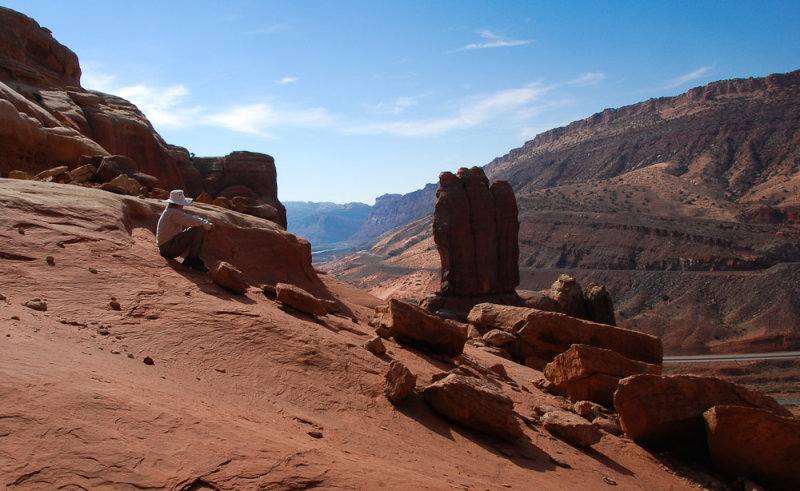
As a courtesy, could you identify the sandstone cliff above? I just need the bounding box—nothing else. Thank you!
[0,7,286,228]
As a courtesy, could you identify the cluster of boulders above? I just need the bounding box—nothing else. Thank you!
[369,296,799,488]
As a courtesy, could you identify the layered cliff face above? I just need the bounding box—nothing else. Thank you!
[0,7,285,228]
[325,69,800,355]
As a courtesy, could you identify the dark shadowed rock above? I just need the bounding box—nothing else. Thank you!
[209,261,249,295]
[384,360,416,404]
[371,299,467,357]
[614,374,793,448]
[548,275,588,320]
[704,405,800,488]
[276,282,327,317]
[540,409,603,447]
[423,373,522,441]
[544,344,661,405]
[583,282,616,326]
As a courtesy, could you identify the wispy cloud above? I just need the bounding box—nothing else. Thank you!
[666,65,714,88]
[568,72,605,86]
[203,102,334,138]
[370,93,430,115]
[81,66,201,127]
[452,29,533,52]
[349,83,547,136]
[276,77,297,85]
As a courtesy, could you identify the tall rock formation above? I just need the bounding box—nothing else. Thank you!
[433,167,519,296]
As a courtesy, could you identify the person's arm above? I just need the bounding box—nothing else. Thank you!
[174,209,213,230]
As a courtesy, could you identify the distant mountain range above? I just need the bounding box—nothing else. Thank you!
[324,69,800,355]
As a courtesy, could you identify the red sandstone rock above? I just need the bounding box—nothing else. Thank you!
[614,374,793,447]
[548,274,588,320]
[543,344,661,405]
[540,409,603,447]
[371,299,467,357]
[704,405,800,488]
[209,261,249,295]
[384,360,416,404]
[516,309,663,367]
[276,282,327,317]
[422,373,523,441]
[467,303,531,334]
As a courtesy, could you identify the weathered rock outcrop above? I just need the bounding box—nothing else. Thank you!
[540,409,603,447]
[704,405,800,488]
[433,167,519,296]
[422,373,523,441]
[614,374,793,447]
[371,299,467,357]
[543,344,661,405]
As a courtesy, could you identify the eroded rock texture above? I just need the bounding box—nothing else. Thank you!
[433,167,519,297]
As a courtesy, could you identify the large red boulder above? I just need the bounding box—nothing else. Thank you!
[543,344,661,405]
[614,374,793,447]
[422,373,523,442]
[371,299,467,357]
[704,405,800,488]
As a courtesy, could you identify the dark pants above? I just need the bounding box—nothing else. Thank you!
[158,226,206,259]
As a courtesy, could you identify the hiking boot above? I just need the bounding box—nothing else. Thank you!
[182,256,208,272]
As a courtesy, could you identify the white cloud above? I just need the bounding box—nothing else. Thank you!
[569,72,606,86]
[370,93,429,115]
[276,77,297,85]
[452,29,533,52]
[80,65,201,128]
[348,83,547,136]
[667,65,714,88]
[203,102,334,137]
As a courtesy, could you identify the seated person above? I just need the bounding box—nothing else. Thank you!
[156,189,214,272]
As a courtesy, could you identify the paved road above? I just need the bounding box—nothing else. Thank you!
[663,351,800,363]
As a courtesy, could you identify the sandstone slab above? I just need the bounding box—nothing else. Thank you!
[544,344,661,405]
[704,405,800,488]
[422,373,522,441]
[540,409,603,447]
[614,374,793,447]
[276,282,327,317]
[372,299,467,357]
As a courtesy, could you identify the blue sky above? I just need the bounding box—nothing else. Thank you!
[4,1,800,204]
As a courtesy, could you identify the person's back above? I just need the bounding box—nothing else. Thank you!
[156,190,214,272]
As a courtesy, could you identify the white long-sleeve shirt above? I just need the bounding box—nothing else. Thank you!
[156,206,212,246]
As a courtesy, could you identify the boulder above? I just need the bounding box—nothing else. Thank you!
[276,282,327,317]
[364,336,386,356]
[540,409,603,447]
[482,329,516,347]
[372,299,467,357]
[384,360,416,404]
[704,405,800,488]
[67,163,96,183]
[548,274,588,320]
[209,261,249,295]
[516,309,663,368]
[584,282,616,326]
[543,344,661,405]
[422,373,522,442]
[614,374,793,447]
[100,174,142,196]
[467,303,531,334]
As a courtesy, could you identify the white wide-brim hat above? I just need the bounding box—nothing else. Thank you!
[165,189,193,206]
